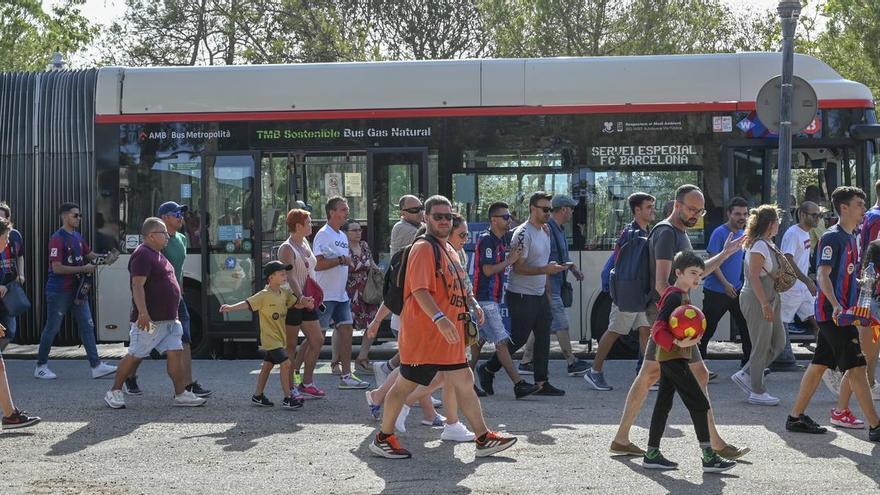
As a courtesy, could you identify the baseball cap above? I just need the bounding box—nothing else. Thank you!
[551,195,578,209]
[263,260,293,279]
[295,200,313,212]
[157,201,189,217]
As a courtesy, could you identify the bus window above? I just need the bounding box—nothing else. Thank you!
[732,148,765,208]
[260,153,292,263]
[298,152,367,222]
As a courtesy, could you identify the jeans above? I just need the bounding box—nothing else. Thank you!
[0,308,17,342]
[178,299,191,344]
[37,291,100,367]
[700,288,752,367]
[486,291,552,382]
[648,358,711,449]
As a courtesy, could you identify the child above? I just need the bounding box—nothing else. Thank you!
[221,261,313,410]
[643,251,735,473]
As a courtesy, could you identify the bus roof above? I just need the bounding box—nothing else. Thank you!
[95,52,874,122]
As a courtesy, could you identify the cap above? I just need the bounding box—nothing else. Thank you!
[263,260,293,279]
[158,201,189,217]
[295,200,313,212]
[551,195,578,209]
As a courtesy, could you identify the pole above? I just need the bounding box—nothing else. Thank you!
[777,0,801,236]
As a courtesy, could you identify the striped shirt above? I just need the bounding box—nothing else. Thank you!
[815,224,860,322]
[472,230,511,303]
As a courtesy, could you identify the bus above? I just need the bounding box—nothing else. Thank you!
[2,52,878,356]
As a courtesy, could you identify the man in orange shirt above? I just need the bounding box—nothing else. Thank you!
[369,195,517,459]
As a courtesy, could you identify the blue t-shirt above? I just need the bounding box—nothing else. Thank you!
[703,223,745,293]
[548,217,570,295]
[815,224,860,322]
[472,230,511,303]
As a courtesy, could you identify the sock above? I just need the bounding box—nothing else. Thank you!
[377,431,392,441]
[701,446,714,462]
[477,432,488,443]
[645,447,660,458]
[591,368,600,374]
[342,373,351,380]
[788,415,800,422]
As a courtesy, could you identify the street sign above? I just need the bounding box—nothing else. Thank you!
[756,75,818,134]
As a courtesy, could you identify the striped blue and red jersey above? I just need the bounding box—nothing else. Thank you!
[815,224,860,323]
[860,205,880,253]
[45,229,91,294]
[472,230,512,303]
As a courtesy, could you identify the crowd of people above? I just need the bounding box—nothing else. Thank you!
[3,181,880,471]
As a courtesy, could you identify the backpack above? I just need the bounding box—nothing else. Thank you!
[609,223,665,312]
[383,234,443,315]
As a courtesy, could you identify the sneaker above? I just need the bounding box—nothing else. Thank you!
[747,392,780,406]
[517,362,534,375]
[831,408,865,429]
[395,404,411,433]
[370,433,412,459]
[282,396,304,410]
[731,370,752,396]
[355,360,374,375]
[174,390,207,407]
[567,359,590,377]
[299,384,326,399]
[713,444,750,460]
[822,369,843,396]
[421,414,446,427]
[251,394,274,407]
[365,390,382,420]
[475,431,517,457]
[702,453,736,473]
[477,363,495,396]
[339,374,370,389]
[104,389,126,409]
[474,384,487,397]
[642,450,678,470]
[413,396,443,409]
[1,410,41,430]
[870,425,880,442]
[708,371,719,382]
[786,414,827,434]
[91,362,118,379]
[514,380,541,399]
[441,421,476,442]
[535,382,565,396]
[648,383,659,392]
[123,376,143,396]
[186,381,212,398]
[584,369,613,391]
[34,365,57,380]
[373,361,391,387]
[609,441,646,456]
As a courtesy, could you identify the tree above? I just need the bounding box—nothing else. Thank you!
[815,0,880,98]
[0,0,95,71]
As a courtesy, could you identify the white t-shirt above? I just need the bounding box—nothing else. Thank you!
[781,225,811,292]
[743,239,775,289]
[312,224,350,302]
[506,222,551,296]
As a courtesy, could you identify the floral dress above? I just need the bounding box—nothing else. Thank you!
[346,240,379,330]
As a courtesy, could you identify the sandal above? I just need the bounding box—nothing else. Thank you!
[330,361,342,375]
[355,359,374,375]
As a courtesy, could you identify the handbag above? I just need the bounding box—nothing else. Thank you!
[761,240,797,293]
[550,222,574,307]
[303,276,324,309]
[1,281,31,317]
[363,266,385,305]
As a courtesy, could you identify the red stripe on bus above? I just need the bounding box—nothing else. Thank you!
[94,99,874,124]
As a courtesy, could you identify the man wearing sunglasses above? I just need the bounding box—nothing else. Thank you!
[390,195,425,257]
[35,203,118,380]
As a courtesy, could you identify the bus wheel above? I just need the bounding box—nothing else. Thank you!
[184,285,215,359]
[589,292,641,360]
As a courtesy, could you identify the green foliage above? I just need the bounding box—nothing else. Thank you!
[815,0,880,99]
[0,0,95,71]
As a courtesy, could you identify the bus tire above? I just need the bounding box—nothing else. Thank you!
[184,284,215,359]
[589,292,640,360]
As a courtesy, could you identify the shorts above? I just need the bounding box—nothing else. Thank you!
[400,362,469,386]
[318,300,353,329]
[178,299,192,344]
[549,294,569,333]
[390,314,401,338]
[608,303,650,335]
[128,320,184,359]
[780,286,814,323]
[285,307,320,326]
[477,301,510,344]
[813,321,866,372]
[262,347,289,365]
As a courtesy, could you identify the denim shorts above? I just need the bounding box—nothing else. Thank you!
[178,299,191,344]
[549,293,569,333]
[319,300,353,329]
[477,301,510,344]
[128,320,184,359]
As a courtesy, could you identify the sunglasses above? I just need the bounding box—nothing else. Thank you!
[457,231,470,240]
[431,213,453,222]
[491,214,511,221]
[169,211,184,219]
[402,206,424,214]
[532,206,552,213]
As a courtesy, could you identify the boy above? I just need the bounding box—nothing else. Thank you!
[221,261,313,410]
[643,251,736,473]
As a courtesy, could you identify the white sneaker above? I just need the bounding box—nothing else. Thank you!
[822,369,843,396]
[412,395,443,409]
[441,421,476,442]
[373,362,391,388]
[395,404,411,433]
[173,390,207,407]
[104,389,126,409]
[34,365,57,380]
[747,392,780,406]
[339,373,370,389]
[872,382,880,401]
[731,370,753,396]
[91,362,118,379]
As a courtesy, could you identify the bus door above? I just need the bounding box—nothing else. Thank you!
[201,152,260,335]
[367,148,428,265]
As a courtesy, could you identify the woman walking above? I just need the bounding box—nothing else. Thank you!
[342,220,380,374]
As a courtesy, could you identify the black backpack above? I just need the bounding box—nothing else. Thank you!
[383,234,444,315]
[609,223,671,312]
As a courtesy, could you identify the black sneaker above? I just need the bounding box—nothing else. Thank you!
[1,410,41,430]
[474,384,487,397]
[566,359,590,377]
[251,394,274,407]
[870,425,880,442]
[282,396,304,410]
[786,414,827,434]
[477,363,495,396]
[514,380,541,399]
[187,381,213,398]
[702,453,736,473]
[535,382,565,396]
[123,375,142,396]
[642,451,678,470]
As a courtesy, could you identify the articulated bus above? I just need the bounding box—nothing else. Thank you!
[3,52,879,356]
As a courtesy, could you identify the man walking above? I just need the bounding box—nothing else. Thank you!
[479,192,568,397]
[390,195,424,256]
[35,203,117,380]
[104,217,206,409]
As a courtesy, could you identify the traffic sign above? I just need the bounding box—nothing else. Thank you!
[756,75,818,134]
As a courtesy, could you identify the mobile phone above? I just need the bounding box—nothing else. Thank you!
[563,262,575,267]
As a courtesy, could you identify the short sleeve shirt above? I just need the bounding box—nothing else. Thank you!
[472,230,510,303]
[399,240,467,365]
[312,224,350,302]
[861,206,880,253]
[247,287,298,350]
[128,244,181,322]
[648,220,692,300]
[781,225,812,292]
[506,222,551,296]
[815,224,859,322]
[703,224,745,293]
[162,232,187,286]
[742,240,775,290]
[390,220,420,255]
[0,229,23,285]
[46,229,92,294]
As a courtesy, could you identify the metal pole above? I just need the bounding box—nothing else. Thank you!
[777,0,801,236]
